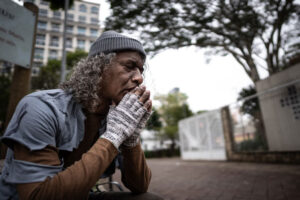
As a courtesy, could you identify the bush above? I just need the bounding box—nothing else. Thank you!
[236,136,268,152]
[144,148,180,158]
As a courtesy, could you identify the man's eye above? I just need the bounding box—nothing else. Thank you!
[125,65,133,69]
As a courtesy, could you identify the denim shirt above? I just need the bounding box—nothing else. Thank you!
[0,89,93,199]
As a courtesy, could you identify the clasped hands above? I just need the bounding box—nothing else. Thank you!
[101,86,152,149]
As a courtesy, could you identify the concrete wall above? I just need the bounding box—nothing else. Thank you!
[256,64,300,151]
[221,107,300,164]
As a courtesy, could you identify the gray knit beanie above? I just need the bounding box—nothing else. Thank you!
[89,31,146,59]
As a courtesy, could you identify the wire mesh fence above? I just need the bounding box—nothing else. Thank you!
[178,109,226,160]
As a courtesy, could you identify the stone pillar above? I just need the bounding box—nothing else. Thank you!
[221,106,235,160]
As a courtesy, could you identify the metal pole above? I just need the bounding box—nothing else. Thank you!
[109,176,113,191]
[60,0,69,83]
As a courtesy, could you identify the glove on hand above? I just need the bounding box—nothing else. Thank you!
[122,111,152,147]
[101,93,147,149]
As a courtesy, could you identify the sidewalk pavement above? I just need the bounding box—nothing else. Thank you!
[1,158,299,200]
[113,158,300,200]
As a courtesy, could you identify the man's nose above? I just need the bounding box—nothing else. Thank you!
[132,70,143,85]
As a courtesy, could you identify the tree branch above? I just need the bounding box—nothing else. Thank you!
[223,46,253,80]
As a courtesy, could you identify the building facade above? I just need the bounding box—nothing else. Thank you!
[32,0,101,74]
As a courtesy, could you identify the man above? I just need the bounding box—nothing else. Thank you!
[0,31,163,200]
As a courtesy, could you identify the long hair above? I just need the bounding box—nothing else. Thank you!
[60,53,116,113]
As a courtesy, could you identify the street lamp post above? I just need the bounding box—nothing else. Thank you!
[60,0,69,83]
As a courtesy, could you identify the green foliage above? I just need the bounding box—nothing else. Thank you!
[146,108,162,131]
[237,85,268,151]
[31,59,61,90]
[144,148,180,158]
[67,49,88,70]
[235,135,268,152]
[0,75,11,133]
[31,50,88,90]
[156,92,193,126]
[196,110,207,114]
[238,85,259,118]
[44,0,74,10]
[106,0,300,82]
[155,91,193,148]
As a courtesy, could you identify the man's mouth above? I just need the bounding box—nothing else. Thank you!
[123,87,136,93]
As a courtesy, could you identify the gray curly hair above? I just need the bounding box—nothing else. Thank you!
[60,53,116,113]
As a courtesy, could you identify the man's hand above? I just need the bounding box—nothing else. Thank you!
[122,86,152,148]
[100,91,148,149]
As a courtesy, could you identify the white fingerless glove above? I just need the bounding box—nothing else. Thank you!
[101,93,147,149]
[122,111,152,147]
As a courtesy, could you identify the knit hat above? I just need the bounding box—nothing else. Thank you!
[89,31,146,59]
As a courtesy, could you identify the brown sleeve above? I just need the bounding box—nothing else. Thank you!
[14,138,118,200]
[120,144,152,193]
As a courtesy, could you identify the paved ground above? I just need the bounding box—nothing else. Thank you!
[112,158,300,200]
[1,158,300,200]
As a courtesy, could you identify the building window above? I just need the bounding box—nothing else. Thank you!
[66,25,73,33]
[66,38,72,48]
[77,39,85,49]
[91,6,99,14]
[78,16,86,23]
[91,18,99,24]
[37,21,47,30]
[33,62,43,68]
[90,28,98,37]
[49,50,58,60]
[39,9,48,16]
[34,48,44,60]
[36,34,45,45]
[77,27,86,35]
[79,4,87,12]
[52,23,60,32]
[67,14,74,21]
[40,1,49,6]
[53,11,61,19]
[50,36,59,47]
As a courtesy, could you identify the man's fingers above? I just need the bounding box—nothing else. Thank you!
[144,99,152,112]
[139,90,150,104]
[133,85,146,97]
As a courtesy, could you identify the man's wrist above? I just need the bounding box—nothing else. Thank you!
[122,137,140,148]
[100,131,124,149]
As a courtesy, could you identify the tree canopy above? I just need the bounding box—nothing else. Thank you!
[146,108,162,131]
[238,85,259,118]
[105,0,300,83]
[155,91,193,149]
[31,49,88,90]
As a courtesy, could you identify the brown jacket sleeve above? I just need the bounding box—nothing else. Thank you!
[120,144,152,193]
[14,138,118,200]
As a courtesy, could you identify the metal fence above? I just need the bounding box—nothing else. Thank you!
[179,65,300,160]
[179,109,226,160]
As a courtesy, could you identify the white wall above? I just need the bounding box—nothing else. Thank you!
[256,64,300,151]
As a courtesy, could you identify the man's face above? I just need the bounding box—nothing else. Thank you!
[101,51,144,104]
